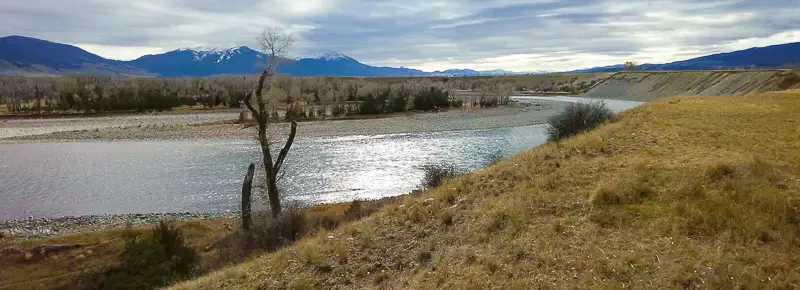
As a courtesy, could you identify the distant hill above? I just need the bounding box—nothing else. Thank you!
[0,35,151,76]
[3,35,797,77]
[0,36,528,77]
[127,49,527,77]
[572,42,800,73]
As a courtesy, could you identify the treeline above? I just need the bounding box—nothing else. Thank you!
[0,76,248,113]
[0,75,521,116]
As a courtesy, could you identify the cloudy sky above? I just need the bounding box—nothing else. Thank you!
[1,0,799,72]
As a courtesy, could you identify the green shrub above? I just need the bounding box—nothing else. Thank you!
[387,93,408,113]
[96,221,197,290]
[358,93,383,115]
[412,87,450,111]
[421,164,462,189]
[546,101,613,142]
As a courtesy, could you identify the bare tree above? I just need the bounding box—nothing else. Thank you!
[244,27,296,217]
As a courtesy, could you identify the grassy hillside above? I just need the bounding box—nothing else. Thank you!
[0,219,235,290]
[0,201,387,290]
[173,90,800,289]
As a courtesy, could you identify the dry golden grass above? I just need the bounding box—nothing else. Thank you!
[0,200,390,290]
[0,219,235,290]
[173,90,800,289]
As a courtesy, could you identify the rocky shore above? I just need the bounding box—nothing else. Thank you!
[0,109,240,139]
[0,212,238,240]
[1,101,567,142]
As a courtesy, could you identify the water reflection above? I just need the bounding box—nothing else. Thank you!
[0,96,646,220]
[0,125,548,220]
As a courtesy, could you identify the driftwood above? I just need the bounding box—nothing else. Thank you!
[0,243,97,261]
[31,243,94,255]
[241,163,256,231]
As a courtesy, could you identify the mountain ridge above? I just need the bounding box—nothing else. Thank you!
[571,42,800,73]
[0,35,152,76]
[0,35,527,77]
[1,35,798,77]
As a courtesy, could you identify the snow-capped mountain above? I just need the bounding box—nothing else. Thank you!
[0,36,534,77]
[3,36,800,77]
[130,46,426,77]
[311,51,355,61]
[176,46,250,63]
[128,46,266,77]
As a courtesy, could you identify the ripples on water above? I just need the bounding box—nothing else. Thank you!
[0,96,643,220]
[0,126,548,220]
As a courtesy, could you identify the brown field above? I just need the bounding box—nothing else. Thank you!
[168,90,800,289]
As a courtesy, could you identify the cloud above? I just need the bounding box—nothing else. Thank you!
[1,0,798,70]
[72,44,168,61]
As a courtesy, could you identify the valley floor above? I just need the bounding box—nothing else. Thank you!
[169,90,800,289]
[3,90,799,289]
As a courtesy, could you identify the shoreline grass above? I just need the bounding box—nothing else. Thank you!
[0,199,395,290]
[171,90,800,289]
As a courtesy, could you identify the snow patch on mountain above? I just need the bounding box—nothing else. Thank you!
[215,46,248,63]
[312,51,353,61]
[174,46,251,63]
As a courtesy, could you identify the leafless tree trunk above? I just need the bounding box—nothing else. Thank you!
[243,27,296,217]
[241,163,255,230]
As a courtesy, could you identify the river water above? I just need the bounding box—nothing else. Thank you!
[0,96,642,220]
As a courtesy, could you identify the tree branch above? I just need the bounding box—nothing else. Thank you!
[244,91,258,119]
[273,120,297,173]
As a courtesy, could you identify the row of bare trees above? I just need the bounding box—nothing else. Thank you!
[0,75,517,115]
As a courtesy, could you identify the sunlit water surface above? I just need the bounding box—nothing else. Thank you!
[0,96,642,220]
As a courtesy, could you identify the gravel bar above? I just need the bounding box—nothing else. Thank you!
[1,101,567,143]
[0,212,238,240]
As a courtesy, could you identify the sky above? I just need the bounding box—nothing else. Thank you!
[1,0,799,72]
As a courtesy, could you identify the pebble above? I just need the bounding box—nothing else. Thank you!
[0,212,238,240]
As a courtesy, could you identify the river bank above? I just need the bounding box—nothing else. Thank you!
[174,90,800,289]
[0,98,569,237]
[1,100,567,143]
[0,212,238,240]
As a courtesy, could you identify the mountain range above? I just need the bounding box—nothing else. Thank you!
[0,36,525,77]
[1,35,798,77]
[571,42,800,73]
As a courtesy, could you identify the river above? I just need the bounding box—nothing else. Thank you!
[0,96,642,220]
